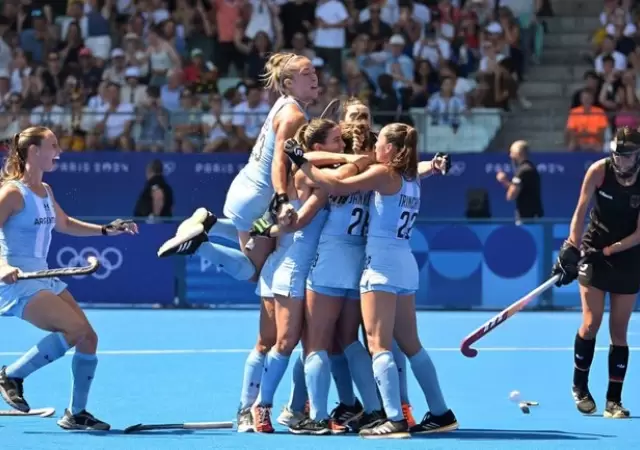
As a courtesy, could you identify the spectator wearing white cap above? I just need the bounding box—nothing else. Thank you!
[123,32,149,78]
[120,67,148,107]
[102,48,128,86]
[314,0,350,80]
[384,34,414,91]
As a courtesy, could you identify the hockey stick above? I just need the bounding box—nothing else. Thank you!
[0,407,55,417]
[123,421,234,434]
[17,257,99,280]
[460,275,560,358]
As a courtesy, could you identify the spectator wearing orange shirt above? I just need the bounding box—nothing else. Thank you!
[566,89,609,152]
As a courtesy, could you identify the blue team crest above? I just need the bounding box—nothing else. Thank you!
[631,195,640,209]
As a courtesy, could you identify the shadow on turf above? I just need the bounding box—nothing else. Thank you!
[23,429,234,437]
[412,429,615,441]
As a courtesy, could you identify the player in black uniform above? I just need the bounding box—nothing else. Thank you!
[552,126,640,419]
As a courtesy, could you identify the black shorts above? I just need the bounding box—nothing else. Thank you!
[578,259,640,295]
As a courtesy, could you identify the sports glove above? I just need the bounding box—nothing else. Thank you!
[551,241,581,286]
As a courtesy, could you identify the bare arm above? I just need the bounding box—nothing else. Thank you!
[272,107,307,198]
[299,162,396,196]
[271,190,328,236]
[568,161,604,248]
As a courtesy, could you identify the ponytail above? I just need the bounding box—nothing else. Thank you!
[385,124,419,180]
[1,127,50,182]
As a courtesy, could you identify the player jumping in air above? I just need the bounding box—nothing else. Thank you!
[0,127,138,430]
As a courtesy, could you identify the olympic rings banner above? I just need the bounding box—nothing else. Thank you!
[46,223,176,305]
[42,221,588,310]
[41,152,604,220]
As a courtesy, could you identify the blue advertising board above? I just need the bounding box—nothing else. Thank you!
[46,223,176,305]
[42,152,603,220]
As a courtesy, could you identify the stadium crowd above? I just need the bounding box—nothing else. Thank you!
[0,0,548,153]
[567,0,640,152]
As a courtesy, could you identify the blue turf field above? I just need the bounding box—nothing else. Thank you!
[0,310,637,450]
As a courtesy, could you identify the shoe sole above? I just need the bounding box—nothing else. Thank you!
[289,428,333,436]
[0,386,29,413]
[177,208,209,234]
[603,411,630,419]
[157,224,205,257]
[236,424,255,432]
[411,422,460,435]
[57,419,111,431]
[360,431,411,439]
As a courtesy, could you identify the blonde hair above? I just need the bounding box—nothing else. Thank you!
[341,121,374,155]
[294,119,338,152]
[1,127,51,182]
[261,52,308,95]
[383,123,418,180]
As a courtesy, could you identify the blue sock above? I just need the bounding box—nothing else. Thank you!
[70,352,98,414]
[196,242,255,281]
[239,349,266,409]
[288,352,308,412]
[305,351,331,420]
[6,332,69,379]
[409,348,448,415]
[344,341,381,413]
[255,350,290,406]
[372,351,403,421]
[208,218,238,244]
[330,353,356,406]
[392,340,409,404]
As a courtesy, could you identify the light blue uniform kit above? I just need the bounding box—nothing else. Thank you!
[360,177,421,296]
[223,96,307,232]
[307,191,372,300]
[0,181,66,318]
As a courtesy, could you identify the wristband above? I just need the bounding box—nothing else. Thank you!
[275,193,289,206]
[101,225,108,236]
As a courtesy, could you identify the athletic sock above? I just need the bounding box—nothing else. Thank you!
[344,341,381,413]
[305,351,331,420]
[6,332,70,379]
[239,349,265,409]
[287,352,308,412]
[207,218,238,243]
[606,345,629,402]
[69,352,98,414]
[196,242,255,281]
[330,353,356,406]
[372,351,402,421]
[573,333,596,390]
[409,348,448,415]
[255,350,290,406]
[392,340,409,404]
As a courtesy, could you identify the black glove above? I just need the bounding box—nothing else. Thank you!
[434,152,451,175]
[284,139,308,167]
[101,219,134,235]
[551,241,581,286]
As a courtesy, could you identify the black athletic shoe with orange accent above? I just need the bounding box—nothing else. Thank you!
[330,398,364,428]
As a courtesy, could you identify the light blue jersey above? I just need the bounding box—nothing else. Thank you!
[0,181,67,317]
[271,198,329,299]
[223,96,308,232]
[307,192,372,299]
[361,177,421,295]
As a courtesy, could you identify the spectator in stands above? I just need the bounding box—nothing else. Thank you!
[202,92,234,153]
[413,27,452,70]
[595,35,627,74]
[77,47,102,99]
[289,31,315,60]
[314,0,349,80]
[356,2,393,52]
[160,69,184,112]
[184,48,218,96]
[172,88,204,153]
[571,70,602,108]
[440,62,476,101]
[235,30,280,81]
[371,73,400,126]
[566,89,609,152]
[232,83,269,152]
[121,67,147,107]
[614,69,640,129]
[136,86,169,153]
[598,57,621,119]
[122,33,148,78]
[40,50,69,102]
[29,88,63,134]
[9,49,32,95]
[0,93,27,141]
[20,9,53,64]
[385,34,414,96]
[213,0,247,76]
[60,90,92,152]
[427,76,465,129]
[58,20,84,70]
[102,48,128,86]
[144,26,181,87]
[90,81,135,151]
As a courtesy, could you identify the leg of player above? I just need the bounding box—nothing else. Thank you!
[358,290,408,438]
[572,285,605,415]
[0,291,109,430]
[338,298,384,430]
[290,291,347,435]
[251,294,304,433]
[157,209,274,283]
[604,293,634,418]
[237,298,276,432]
[328,336,363,426]
[277,345,309,427]
[393,294,458,434]
[392,340,416,427]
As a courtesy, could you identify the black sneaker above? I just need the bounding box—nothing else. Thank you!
[351,409,386,432]
[359,418,410,439]
[0,366,29,412]
[330,398,364,427]
[410,410,458,434]
[604,400,630,419]
[572,386,597,415]
[289,418,347,435]
[57,409,110,431]
[157,208,214,257]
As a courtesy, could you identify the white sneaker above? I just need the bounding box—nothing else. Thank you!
[277,406,307,427]
[157,209,211,257]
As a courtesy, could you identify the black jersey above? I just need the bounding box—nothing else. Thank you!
[582,159,640,264]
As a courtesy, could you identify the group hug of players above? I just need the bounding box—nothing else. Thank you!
[0,52,636,435]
